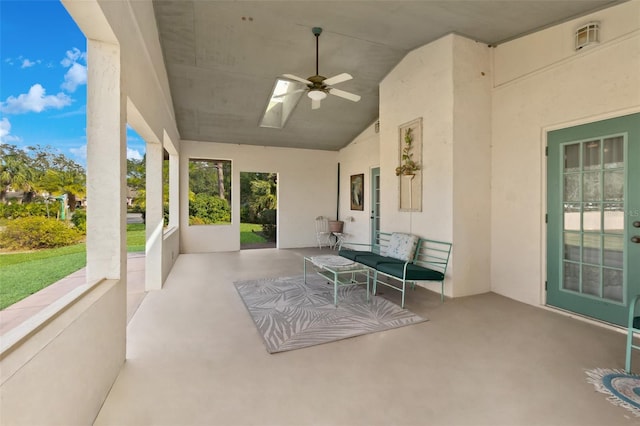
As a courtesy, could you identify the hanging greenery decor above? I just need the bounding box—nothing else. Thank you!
[395,127,421,176]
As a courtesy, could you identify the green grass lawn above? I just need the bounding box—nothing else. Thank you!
[240,223,267,244]
[0,224,146,310]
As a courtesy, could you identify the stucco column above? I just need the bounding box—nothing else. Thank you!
[86,39,127,284]
[145,142,163,290]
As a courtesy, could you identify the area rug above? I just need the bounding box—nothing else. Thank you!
[234,274,427,354]
[586,368,640,417]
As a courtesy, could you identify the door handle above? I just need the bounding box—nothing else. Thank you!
[632,236,640,244]
[634,221,640,228]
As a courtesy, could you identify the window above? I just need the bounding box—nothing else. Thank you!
[188,159,232,225]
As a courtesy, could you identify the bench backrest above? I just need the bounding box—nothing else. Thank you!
[413,238,452,278]
[373,231,452,277]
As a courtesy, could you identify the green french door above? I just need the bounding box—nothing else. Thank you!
[547,113,640,326]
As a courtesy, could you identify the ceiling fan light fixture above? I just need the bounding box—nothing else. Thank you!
[307,90,327,101]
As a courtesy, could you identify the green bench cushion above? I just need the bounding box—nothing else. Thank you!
[338,249,375,261]
[376,262,445,281]
[354,254,405,269]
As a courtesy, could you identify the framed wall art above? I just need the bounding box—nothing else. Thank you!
[350,173,364,211]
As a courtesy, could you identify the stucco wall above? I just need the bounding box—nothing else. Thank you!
[337,122,380,240]
[380,36,455,240]
[378,34,492,297]
[491,1,640,306]
[451,36,492,296]
[180,141,338,252]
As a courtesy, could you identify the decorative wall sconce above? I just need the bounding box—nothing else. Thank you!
[575,22,600,51]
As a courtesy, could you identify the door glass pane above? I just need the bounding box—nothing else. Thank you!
[604,170,623,201]
[604,136,624,169]
[582,203,601,232]
[582,233,601,265]
[564,143,580,171]
[604,203,624,233]
[583,140,600,170]
[603,235,623,268]
[603,268,623,302]
[563,262,580,291]
[563,203,580,230]
[557,133,627,309]
[582,265,601,296]
[564,175,580,202]
[583,172,601,201]
[564,232,580,261]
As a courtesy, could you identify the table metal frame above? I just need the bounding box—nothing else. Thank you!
[304,256,370,306]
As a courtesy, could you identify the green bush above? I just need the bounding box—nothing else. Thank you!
[188,193,231,225]
[0,200,62,219]
[0,217,82,250]
[70,209,87,233]
[258,208,277,241]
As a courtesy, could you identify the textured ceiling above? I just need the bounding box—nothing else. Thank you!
[153,0,621,151]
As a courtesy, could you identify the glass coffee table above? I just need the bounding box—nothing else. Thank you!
[304,255,370,306]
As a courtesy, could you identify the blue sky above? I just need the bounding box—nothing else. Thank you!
[0,0,145,166]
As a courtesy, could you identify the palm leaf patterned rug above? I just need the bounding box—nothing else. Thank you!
[234,274,427,353]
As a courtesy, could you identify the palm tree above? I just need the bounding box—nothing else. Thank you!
[0,146,35,203]
[38,168,86,212]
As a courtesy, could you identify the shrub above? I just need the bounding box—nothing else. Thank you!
[188,193,231,225]
[258,208,277,241]
[0,217,82,250]
[70,209,87,233]
[0,200,62,219]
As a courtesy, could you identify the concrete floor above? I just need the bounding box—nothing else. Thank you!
[94,247,639,426]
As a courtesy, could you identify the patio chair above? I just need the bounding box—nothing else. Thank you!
[625,294,640,373]
[315,216,332,249]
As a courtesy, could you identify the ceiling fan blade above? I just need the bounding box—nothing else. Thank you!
[283,74,312,85]
[323,73,353,86]
[328,88,361,102]
[311,99,321,110]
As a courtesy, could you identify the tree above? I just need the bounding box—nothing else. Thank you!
[188,160,231,202]
[38,168,86,212]
[240,172,277,223]
[0,145,35,203]
[0,144,86,211]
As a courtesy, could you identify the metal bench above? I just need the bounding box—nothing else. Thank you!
[625,294,640,373]
[339,232,452,308]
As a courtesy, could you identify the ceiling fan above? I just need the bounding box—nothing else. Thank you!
[282,27,361,110]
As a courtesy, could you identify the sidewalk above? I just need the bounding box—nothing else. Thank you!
[0,253,146,336]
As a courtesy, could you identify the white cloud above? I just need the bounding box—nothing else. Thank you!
[70,144,87,161]
[61,48,86,67]
[127,148,143,161]
[21,58,40,68]
[1,84,72,114]
[0,117,10,138]
[62,62,87,92]
[0,117,21,143]
[60,48,88,93]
